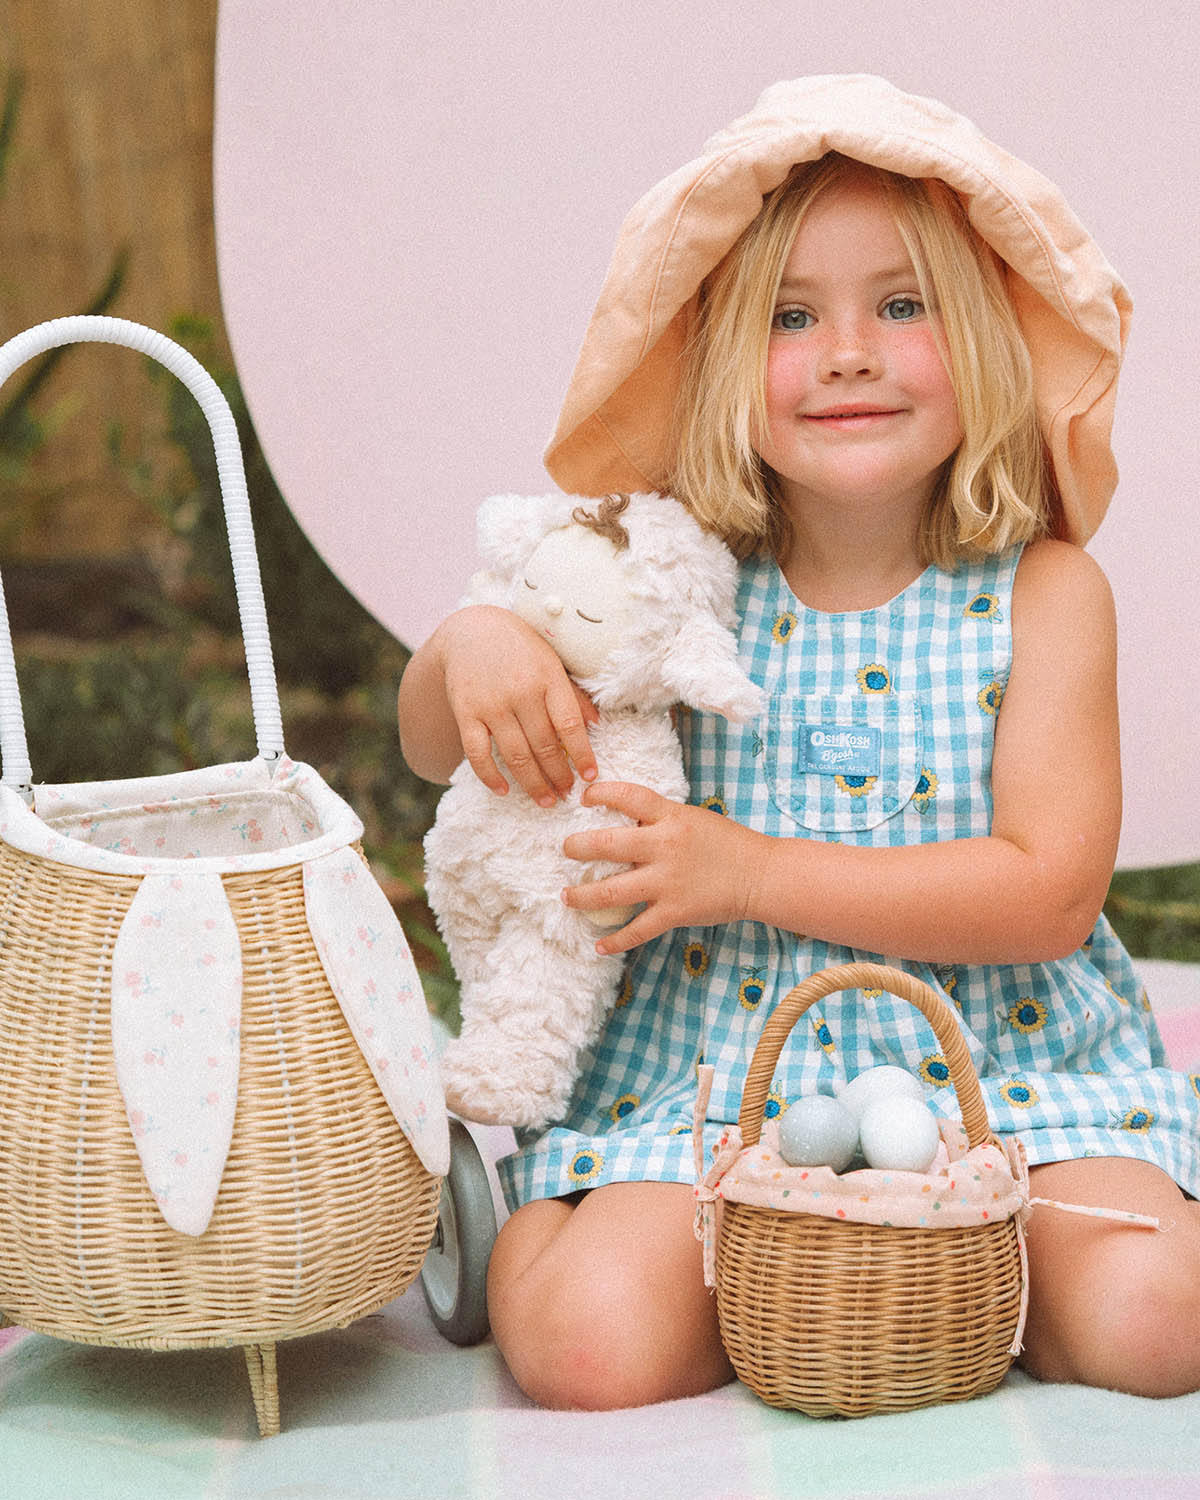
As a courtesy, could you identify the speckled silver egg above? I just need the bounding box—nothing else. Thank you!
[858,1096,941,1172]
[836,1064,926,1122]
[778,1095,859,1172]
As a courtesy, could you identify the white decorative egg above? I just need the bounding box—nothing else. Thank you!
[858,1096,941,1172]
[836,1064,926,1123]
[778,1095,859,1172]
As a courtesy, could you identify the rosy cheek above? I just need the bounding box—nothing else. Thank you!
[906,329,954,396]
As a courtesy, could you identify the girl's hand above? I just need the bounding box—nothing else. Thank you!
[561,782,762,954]
[439,606,598,804]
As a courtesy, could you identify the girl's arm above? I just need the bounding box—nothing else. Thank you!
[563,540,1121,965]
[397,605,598,802]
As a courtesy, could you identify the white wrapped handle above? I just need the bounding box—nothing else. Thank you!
[0,317,285,792]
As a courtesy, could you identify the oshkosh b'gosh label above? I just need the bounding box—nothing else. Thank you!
[801,724,882,777]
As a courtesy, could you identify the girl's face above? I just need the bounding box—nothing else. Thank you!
[755,174,963,528]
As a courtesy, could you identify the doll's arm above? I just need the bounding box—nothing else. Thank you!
[564,540,1121,965]
[397,605,598,801]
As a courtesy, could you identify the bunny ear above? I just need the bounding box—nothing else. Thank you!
[111,872,243,1237]
[303,847,450,1177]
[660,617,765,723]
[474,492,579,577]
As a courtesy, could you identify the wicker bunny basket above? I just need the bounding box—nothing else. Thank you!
[0,319,446,1436]
[705,962,1025,1418]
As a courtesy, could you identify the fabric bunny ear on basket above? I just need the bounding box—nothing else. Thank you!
[86,810,451,1238]
[105,838,450,1237]
[0,317,449,1240]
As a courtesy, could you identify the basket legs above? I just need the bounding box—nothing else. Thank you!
[242,1343,280,1437]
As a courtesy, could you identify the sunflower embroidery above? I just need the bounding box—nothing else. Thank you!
[609,1093,641,1124]
[683,942,709,979]
[977,680,1005,716]
[860,985,883,1000]
[772,611,797,644]
[912,768,939,812]
[700,794,728,816]
[1190,1074,1200,1101]
[1008,997,1049,1034]
[668,1122,692,1136]
[615,967,633,1008]
[764,1090,788,1121]
[1120,1107,1155,1133]
[920,1054,952,1088]
[964,592,1001,621]
[1104,977,1130,1007]
[1000,1078,1039,1109]
[811,1014,837,1055]
[738,970,767,1012]
[567,1148,604,1186]
[856,663,892,694]
[835,773,876,798]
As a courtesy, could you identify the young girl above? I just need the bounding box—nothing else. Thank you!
[397,75,1200,1409]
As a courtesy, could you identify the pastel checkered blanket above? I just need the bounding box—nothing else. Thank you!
[1,959,1196,1500]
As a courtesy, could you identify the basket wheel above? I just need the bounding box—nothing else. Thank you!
[242,1343,280,1438]
[420,1118,498,1346]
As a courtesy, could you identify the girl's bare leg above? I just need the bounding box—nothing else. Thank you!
[487,1180,734,1410]
[1021,1156,1200,1397]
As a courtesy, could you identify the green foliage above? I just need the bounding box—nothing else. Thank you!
[1105,864,1200,962]
[13,640,219,783]
[123,316,389,696]
[0,64,127,524]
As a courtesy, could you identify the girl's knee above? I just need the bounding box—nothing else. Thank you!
[1023,1226,1200,1397]
[491,1290,684,1411]
[485,1185,732,1410]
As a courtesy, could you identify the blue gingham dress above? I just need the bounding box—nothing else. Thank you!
[498,547,1200,1208]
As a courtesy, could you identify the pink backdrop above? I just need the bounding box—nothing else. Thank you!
[213,1,1199,867]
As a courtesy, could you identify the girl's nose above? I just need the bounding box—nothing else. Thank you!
[820,321,880,381]
[544,594,565,617]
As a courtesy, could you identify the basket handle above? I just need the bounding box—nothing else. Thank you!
[0,316,285,794]
[737,961,993,1151]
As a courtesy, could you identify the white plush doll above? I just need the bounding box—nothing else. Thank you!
[426,491,763,1130]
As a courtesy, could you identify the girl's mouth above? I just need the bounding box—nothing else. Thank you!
[804,407,902,428]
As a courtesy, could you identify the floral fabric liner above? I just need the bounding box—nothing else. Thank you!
[2,756,450,1236]
[0,755,362,875]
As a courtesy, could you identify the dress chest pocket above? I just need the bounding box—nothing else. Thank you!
[766,691,924,833]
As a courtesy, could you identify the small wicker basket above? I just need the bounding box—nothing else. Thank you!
[0,318,444,1436]
[714,961,1024,1418]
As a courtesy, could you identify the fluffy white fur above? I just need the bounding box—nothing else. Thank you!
[426,492,763,1130]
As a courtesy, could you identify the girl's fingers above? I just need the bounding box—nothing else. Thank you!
[490,712,570,805]
[563,866,642,911]
[545,681,598,786]
[459,717,509,795]
[592,907,667,956]
[563,823,638,865]
[579,781,664,822]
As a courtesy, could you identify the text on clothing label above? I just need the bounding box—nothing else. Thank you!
[801,725,882,777]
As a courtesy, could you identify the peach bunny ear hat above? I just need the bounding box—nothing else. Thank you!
[544,73,1131,546]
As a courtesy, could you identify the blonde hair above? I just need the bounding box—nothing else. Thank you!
[669,154,1053,567]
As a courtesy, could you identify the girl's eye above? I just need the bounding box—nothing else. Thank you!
[522,578,537,589]
[771,307,812,332]
[883,297,923,322]
[576,611,603,624]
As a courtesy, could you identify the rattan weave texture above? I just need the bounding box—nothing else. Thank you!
[0,845,439,1354]
[714,962,1024,1417]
